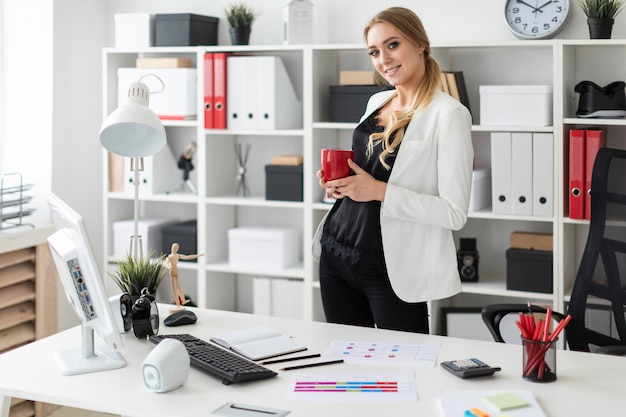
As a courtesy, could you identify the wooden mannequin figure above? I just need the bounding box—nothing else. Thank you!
[164,242,204,313]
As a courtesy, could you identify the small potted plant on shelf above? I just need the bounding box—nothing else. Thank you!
[578,0,625,39]
[225,1,257,45]
[109,251,168,300]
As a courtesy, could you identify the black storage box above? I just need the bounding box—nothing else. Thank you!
[155,14,218,46]
[506,248,553,293]
[329,85,389,122]
[265,165,303,202]
[161,220,198,261]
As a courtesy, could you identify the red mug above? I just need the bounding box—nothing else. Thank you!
[321,149,354,182]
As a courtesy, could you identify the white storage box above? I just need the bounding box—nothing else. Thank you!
[115,13,154,48]
[117,68,197,119]
[228,227,300,269]
[253,277,304,319]
[480,85,552,126]
[113,218,176,259]
[468,168,492,212]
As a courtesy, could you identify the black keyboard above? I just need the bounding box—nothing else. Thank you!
[149,333,277,385]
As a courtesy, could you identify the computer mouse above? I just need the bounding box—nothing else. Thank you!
[164,310,197,327]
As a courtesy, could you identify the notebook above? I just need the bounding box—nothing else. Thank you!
[210,326,307,361]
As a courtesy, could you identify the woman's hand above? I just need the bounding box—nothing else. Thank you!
[321,159,386,202]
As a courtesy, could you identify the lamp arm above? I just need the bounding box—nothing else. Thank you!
[130,157,143,259]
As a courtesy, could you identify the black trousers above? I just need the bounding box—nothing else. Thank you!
[319,249,429,334]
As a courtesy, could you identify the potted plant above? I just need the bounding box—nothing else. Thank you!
[225,2,257,45]
[578,0,625,38]
[109,251,168,299]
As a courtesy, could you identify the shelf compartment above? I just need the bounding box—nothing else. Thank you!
[206,260,305,279]
[206,195,304,208]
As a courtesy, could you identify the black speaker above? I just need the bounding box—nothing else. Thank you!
[457,238,479,282]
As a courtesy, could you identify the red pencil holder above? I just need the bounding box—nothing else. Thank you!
[522,336,557,382]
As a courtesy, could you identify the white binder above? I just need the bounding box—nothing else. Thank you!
[253,277,303,319]
[532,133,554,217]
[227,56,302,130]
[490,132,512,214]
[252,277,272,316]
[511,132,533,216]
[123,145,179,195]
[226,56,255,130]
[271,278,303,319]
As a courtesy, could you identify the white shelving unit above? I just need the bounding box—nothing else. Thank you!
[102,40,626,327]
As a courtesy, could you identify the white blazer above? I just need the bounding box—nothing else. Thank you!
[314,89,474,303]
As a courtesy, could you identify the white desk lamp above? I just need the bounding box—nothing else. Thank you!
[99,80,166,259]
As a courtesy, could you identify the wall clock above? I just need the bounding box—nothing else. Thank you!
[504,0,570,39]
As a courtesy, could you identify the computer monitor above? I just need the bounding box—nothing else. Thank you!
[47,193,126,375]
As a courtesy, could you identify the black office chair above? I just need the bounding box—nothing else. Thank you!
[481,303,567,343]
[482,147,626,354]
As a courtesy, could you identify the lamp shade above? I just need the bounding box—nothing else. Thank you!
[99,81,166,158]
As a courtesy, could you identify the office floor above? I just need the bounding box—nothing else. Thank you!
[47,407,118,417]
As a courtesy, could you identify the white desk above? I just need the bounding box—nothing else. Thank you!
[1,306,625,417]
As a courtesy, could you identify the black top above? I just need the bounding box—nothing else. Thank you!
[321,109,400,267]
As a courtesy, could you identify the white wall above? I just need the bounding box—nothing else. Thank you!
[104,0,621,44]
[51,0,107,330]
[0,0,52,189]
[2,0,622,330]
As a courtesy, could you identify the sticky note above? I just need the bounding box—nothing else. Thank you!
[470,408,489,417]
[482,392,529,411]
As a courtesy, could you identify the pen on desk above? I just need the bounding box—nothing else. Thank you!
[280,359,344,371]
[229,404,278,415]
[261,353,321,365]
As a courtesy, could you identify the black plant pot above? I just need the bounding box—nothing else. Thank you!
[587,18,614,39]
[229,27,251,45]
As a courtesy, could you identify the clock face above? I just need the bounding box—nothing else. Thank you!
[505,0,570,39]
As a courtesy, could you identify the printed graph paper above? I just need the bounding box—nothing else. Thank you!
[285,372,417,402]
[322,340,440,367]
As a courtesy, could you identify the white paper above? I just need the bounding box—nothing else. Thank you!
[438,389,547,417]
[321,339,440,367]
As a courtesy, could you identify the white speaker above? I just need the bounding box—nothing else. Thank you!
[109,292,132,333]
[141,338,189,393]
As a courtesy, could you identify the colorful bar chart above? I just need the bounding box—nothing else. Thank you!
[286,373,416,402]
[294,380,399,393]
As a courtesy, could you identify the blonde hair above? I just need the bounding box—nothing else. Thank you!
[363,7,442,169]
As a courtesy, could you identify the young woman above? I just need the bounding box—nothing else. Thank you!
[314,7,474,333]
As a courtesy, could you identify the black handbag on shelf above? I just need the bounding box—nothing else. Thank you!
[575,80,626,118]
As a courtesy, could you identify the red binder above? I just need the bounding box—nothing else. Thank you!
[569,128,586,220]
[213,52,230,129]
[584,128,606,220]
[203,53,214,129]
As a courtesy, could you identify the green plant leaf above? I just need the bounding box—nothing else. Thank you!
[225,2,256,28]
[578,0,625,18]
[109,251,167,296]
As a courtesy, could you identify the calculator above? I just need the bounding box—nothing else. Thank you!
[440,358,501,379]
